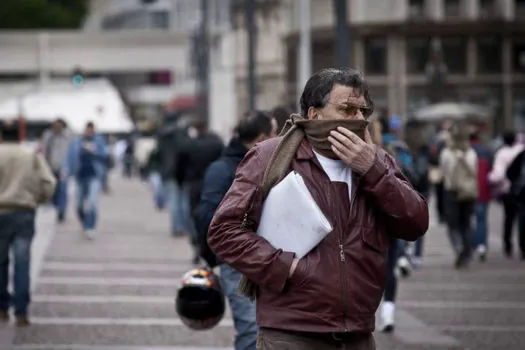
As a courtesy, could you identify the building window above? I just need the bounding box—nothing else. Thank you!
[408,0,425,20]
[407,37,430,74]
[149,71,172,85]
[513,40,525,73]
[517,0,525,19]
[442,37,467,74]
[444,0,462,18]
[477,36,502,73]
[364,37,387,75]
[151,11,169,29]
[479,0,499,18]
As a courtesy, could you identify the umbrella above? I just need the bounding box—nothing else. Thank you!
[413,102,492,122]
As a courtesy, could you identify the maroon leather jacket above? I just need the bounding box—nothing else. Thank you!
[208,138,428,334]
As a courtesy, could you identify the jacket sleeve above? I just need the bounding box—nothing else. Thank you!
[197,161,231,236]
[94,136,109,160]
[34,153,57,204]
[208,147,295,294]
[39,130,50,155]
[194,161,231,267]
[62,138,76,177]
[361,149,429,241]
[489,149,506,184]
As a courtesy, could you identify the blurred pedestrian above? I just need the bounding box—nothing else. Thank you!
[156,113,193,237]
[470,132,493,261]
[404,120,431,267]
[489,131,524,258]
[208,68,428,349]
[39,118,72,223]
[177,118,224,265]
[429,121,452,224]
[271,106,292,135]
[194,111,276,350]
[146,146,166,210]
[440,122,478,268]
[502,139,525,260]
[63,122,109,239]
[0,122,56,326]
[123,136,135,178]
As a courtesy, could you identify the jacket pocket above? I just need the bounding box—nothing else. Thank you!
[288,257,309,288]
[361,228,387,254]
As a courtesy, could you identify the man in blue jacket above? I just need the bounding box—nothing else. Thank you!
[194,111,276,350]
[63,122,109,239]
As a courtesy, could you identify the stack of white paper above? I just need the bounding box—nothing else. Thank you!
[257,171,333,259]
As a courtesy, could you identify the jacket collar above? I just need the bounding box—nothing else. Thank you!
[296,139,315,160]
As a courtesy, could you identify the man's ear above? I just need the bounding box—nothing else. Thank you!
[307,107,318,120]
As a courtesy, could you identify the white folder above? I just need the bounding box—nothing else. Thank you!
[257,171,333,259]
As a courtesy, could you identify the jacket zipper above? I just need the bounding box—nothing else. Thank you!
[340,179,359,332]
[240,187,259,229]
[326,185,348,333]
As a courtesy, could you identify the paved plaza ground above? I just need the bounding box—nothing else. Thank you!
[1,177,524,350]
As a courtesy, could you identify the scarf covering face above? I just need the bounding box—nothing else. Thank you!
[238,114,369,300]
[293,117,369,159]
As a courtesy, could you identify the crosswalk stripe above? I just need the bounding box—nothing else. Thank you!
[42,262,190,272]
[12,345,232,350]
[32,295,174,303]
[29,317,234,327]
[399,300,525,309]
[37,276,180,286]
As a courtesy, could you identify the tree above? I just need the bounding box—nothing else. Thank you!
[0,0,88,29]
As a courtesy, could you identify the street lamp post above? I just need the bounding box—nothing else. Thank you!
[246,0,257,112]
[194,0,210,124]
[297,0,312,107]
[334,0,350,67]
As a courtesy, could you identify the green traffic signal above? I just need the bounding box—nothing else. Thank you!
[72,74,84,86]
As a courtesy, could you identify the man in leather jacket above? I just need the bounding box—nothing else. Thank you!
[208,68,429,350]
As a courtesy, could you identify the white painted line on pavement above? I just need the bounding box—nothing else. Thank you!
[31,207,57,289]
[403,282,525,290]
[37,276,180,286]
[389,309,459,346]
[436,325,525,332]
[12,345,232,350]
[399,300,525,309]
[42,261,190,272]
[30,317,234,327]
[33,295,173,303]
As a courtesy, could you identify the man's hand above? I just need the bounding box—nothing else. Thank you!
[328,126,377,175]
[288,258,299,279]
[83,143,95,152]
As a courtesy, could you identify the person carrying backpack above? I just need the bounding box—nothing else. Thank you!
[439,122,478,268]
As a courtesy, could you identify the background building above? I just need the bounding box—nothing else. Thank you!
[282,0,525,132]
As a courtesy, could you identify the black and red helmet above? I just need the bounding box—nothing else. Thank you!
[175,268,225,330]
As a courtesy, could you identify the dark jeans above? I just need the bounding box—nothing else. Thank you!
[474,203,489,248]
[414,237,424,258]
[502,195,525,255]
[187,180,204,248]
[220,264,258,350]
[76,177,101,231]
[52,171,68,217]
[0,211,35,315]
[384,238,399,302]
[435,182,446,223]
[257,328,375,350]
[445,192,475,260]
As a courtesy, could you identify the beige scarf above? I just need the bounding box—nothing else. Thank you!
[238,114,369,299]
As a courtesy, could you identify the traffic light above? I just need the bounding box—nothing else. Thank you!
[71,67,85,86]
